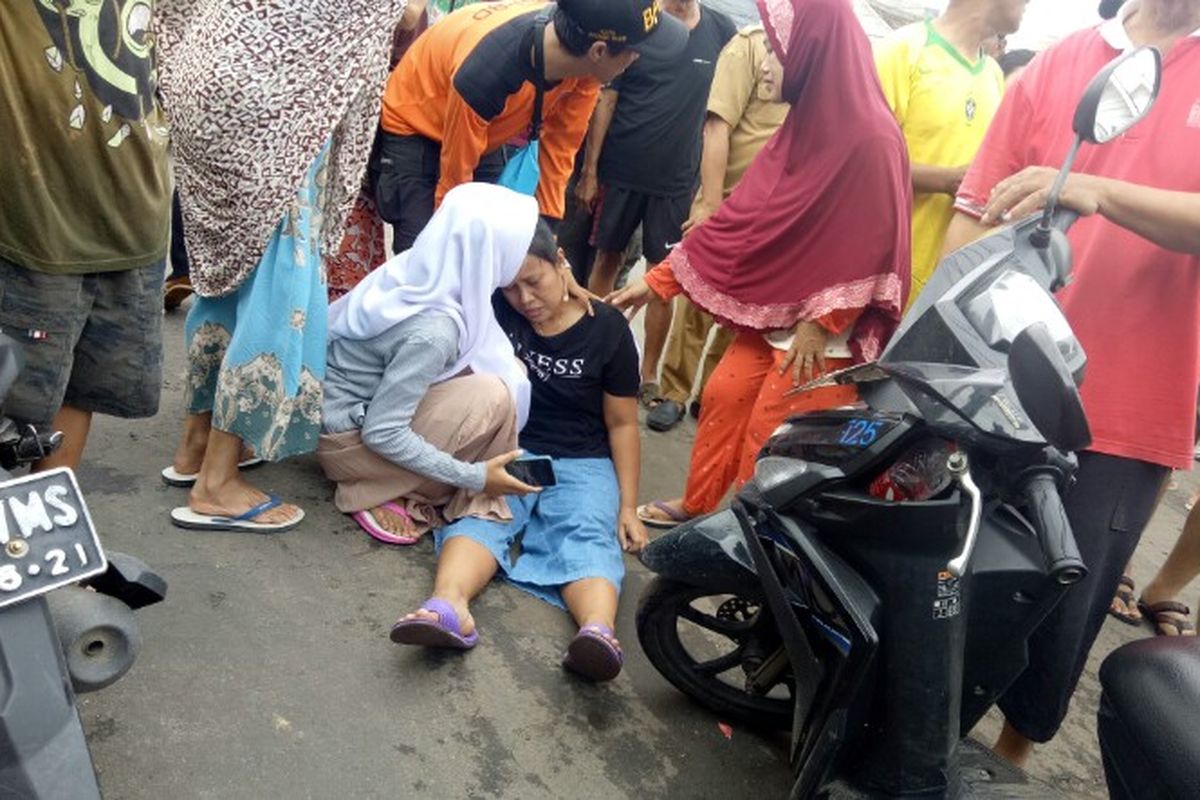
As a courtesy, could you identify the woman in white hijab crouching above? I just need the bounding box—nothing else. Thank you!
[318,183,541,544]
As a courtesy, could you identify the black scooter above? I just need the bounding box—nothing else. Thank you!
[0,333,167,799]
[635,47,1164,798]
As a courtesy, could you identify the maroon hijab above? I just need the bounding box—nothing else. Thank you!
[668,0,911,360]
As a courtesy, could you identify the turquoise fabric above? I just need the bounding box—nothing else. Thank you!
[496,141,540,197]
[183,142,331,461]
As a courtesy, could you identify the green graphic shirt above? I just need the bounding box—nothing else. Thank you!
[0,0,170,274]
[427,0,489,25]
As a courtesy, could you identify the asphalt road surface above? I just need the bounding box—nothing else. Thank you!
[73,309,1199,799]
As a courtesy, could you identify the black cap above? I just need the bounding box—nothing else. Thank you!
[558,0,689,60]
[1098,0,1125,20]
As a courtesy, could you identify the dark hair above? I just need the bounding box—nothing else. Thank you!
[552,8,627,58]
[998,49,1036,77]
[527,217,558,264]
[1098,0,1126,20]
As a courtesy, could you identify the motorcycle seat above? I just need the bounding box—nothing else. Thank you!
[1098,636,1200,800]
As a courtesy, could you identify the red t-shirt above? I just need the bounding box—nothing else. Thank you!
[956,19,1200,469]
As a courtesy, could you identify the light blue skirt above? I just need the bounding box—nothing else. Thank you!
[184,143,330,461]
[436,455,626,609]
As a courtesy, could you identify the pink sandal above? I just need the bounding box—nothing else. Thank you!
[351,501,419,545]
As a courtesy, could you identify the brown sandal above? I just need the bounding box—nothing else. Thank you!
[1108,576,1141,625]
[637,381,663,409]
[1137,599,1197,637]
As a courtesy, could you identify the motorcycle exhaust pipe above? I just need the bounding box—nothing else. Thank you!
[47,586,142,694]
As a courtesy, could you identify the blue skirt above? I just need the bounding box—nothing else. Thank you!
[184,142,330,461]
[436,455,626,609]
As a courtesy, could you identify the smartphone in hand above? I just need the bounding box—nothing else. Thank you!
[505,455,557,487]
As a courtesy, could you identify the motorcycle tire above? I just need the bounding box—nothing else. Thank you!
[636,577,793,731]
[47,586,142,694]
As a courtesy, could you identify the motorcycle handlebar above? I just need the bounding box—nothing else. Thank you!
[1022,472,1087,585]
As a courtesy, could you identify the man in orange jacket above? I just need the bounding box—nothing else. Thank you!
[376,0,687,253]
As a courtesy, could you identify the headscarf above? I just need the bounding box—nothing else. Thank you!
[667,0,912,361]
[155,1,405,297]
[328,183,536,428]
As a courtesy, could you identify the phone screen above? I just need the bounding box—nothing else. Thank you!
[505,456,557,487]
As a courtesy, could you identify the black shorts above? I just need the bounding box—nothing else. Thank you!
[372,131,506,254]
[997,451,1169,742]
[592,184,691,265]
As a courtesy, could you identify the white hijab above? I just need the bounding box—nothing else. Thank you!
[328,183,536,429]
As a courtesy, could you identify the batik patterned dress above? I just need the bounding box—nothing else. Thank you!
[184,144,331,460]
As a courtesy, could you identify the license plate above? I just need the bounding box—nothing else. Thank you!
[0,467,106,609]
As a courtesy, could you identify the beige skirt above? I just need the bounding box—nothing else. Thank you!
[317,374,517,535]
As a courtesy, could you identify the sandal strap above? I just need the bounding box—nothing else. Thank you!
[223,494,282,522]
[379,501,413,521]
[1141,600,1193,617]
[420,597,465,635]
[652,500,689,522]
[579,623,615,641]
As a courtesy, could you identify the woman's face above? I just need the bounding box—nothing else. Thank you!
[502,254,564,325]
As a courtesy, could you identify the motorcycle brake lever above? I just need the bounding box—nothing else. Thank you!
[946,453,983,578]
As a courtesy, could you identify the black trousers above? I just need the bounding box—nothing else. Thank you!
[372,131,506,254]
[997,450,1169,742]
[168,190,190,280]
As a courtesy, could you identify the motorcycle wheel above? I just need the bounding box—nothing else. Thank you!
[636,577,793,730]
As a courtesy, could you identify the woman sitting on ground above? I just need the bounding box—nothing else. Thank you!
[318,183,547,544]
[390,224,648,683]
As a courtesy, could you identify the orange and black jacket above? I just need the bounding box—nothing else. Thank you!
[381,0,600,219]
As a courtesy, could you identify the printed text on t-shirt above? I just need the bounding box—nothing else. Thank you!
[511,341,585,381]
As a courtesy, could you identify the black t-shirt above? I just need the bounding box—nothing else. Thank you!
[598,6,737,196]
[453,9,556,126]
[494,297,640,459]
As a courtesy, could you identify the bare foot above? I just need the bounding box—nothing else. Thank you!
[173,432,256,476]
[189,475,300,525]
[993,722,1034,767]
[1109,576,1141,623]
[1138,589,1197,636]
[172,426,212,476]
[638,498,689,525]
[370,503,419,539]
[400,596,475,636]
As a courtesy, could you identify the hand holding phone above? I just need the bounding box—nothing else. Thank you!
[504,455,557,487]
[483,451,547,497]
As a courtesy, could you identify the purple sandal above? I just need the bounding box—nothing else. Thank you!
[389,598,478,649]
[563,624,624,682]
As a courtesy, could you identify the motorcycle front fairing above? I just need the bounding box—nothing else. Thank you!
[638,509,761,594]
[728,493,883,795]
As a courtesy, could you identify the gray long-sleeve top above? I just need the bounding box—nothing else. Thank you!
[322,311,487,492]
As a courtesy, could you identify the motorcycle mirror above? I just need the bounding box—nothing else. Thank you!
[1031,46,1162,249]
[1008,322,1092,453]
[1073,46,1162,145]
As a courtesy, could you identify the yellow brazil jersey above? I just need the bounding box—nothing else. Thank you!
[875,21,1005,305]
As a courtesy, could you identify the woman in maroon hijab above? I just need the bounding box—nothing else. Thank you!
[611,0,912,526]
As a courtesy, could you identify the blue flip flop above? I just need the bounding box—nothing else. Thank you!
[170,493,304,533]
[390,598,478,649]
[563,623,624,682]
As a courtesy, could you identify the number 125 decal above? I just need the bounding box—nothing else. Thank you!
[839,418,884,447]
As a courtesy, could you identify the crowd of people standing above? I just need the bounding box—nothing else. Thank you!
[2,0,1200,768]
